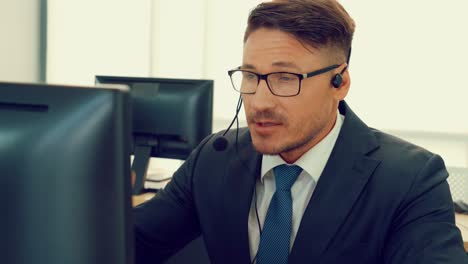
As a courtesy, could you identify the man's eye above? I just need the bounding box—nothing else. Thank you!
[278,74,295,81]
[243,72,257,80]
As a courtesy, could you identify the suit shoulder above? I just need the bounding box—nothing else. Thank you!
[368,128,447,183]
[370,128,437,162]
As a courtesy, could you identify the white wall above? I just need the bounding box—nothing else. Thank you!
[0,0,41,82]
[341,1,468,167]
[46,1,468,131]
[343,1,468,134]
[150,1,207,78]
[46,0,468,166]
[46,0,151,84]
[46,0,261,123]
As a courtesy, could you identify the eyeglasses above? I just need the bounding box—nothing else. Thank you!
[227,64,339,97]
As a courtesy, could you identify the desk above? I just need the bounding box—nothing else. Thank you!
[455,213,468,251]
[133,192,156,207]
[132,193,468,251]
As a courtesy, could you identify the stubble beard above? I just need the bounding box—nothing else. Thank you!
[248,108,331,157]
[251,125,320,156]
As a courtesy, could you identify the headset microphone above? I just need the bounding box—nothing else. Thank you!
[212,95,243,151]
[212,136,228,151]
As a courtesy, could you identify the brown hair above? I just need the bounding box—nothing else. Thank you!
[244,0,355,62]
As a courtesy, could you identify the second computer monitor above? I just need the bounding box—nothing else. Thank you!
[95,75,213,193]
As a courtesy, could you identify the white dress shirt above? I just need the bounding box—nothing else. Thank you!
[248,111,345,261]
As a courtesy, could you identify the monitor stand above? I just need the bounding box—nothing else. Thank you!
[131,145,152,194]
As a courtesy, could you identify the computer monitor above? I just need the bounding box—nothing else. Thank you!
[95,76,213,194]
[0,82,133,264]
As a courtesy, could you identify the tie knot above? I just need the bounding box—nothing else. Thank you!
[273,164,302,190]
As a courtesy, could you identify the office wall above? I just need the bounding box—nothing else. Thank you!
[341,1,468,167]
[343,1,468,134]
[46,0,260,125]
[45,1,468,166]
[0,0,42,82]
[150,1,207,78]
[46,1,468,130]
[46,0,151,84]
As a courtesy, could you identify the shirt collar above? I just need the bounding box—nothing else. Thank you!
[261,110,344,184]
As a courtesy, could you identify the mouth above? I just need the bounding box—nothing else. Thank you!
[252,120,282,135]
[256,121,280,127]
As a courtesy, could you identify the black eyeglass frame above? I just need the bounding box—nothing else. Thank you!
[227,64,340,97]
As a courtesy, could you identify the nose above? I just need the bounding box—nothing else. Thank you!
[249,79,276,111]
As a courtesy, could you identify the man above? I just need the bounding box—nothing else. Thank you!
[134,1,468,263]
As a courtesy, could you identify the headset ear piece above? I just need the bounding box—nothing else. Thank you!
[331,74,343,88]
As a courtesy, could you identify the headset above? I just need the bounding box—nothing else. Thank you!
[331,47,352,88]
[331,69,345,88]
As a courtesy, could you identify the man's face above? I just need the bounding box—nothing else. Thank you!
[242,28,349,163]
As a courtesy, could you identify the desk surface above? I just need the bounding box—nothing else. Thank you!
[133,193,468,251]
[132,192,156,207]
[455,213,468,251]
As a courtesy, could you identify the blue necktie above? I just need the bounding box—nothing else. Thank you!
[256,164,303,264]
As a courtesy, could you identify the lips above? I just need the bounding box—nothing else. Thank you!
[251,120,282,135]
[247,111,284,135]
[256,121,281,127]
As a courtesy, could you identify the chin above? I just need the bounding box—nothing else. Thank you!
[253,144,280,155]
[251,136,285,155]
[251,131,317,158]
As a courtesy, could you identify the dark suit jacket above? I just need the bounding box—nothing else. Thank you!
[134,101,467,263]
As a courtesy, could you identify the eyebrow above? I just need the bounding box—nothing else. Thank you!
[241,64,256,70]
[241,62,302,72]
[271,61,301,71]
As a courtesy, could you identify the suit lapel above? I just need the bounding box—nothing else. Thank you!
[289,101,381,263]
[222,130,261,263]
